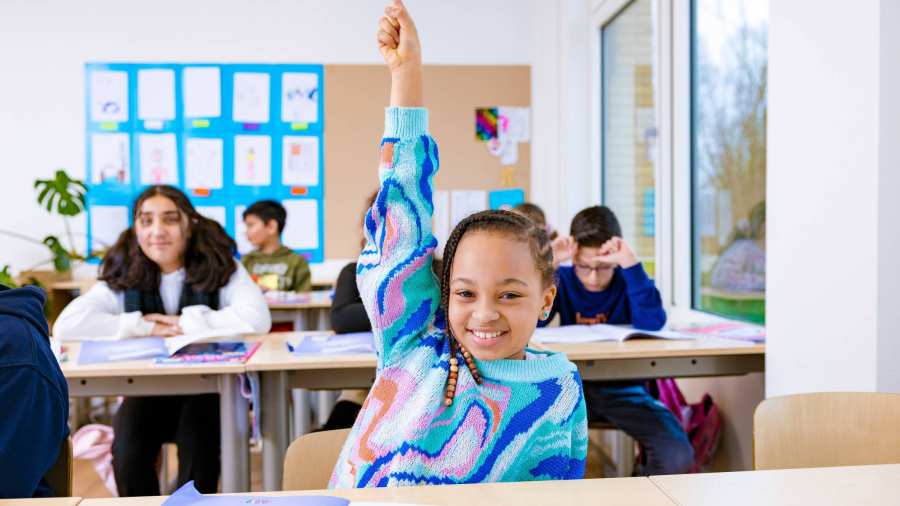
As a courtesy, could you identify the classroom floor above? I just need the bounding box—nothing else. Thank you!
[73,430,611,497]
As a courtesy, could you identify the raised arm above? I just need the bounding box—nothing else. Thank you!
[357,1,440,367]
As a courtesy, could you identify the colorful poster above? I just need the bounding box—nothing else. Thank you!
[137,69,176,121]
[232,72,270,124]
[139,133,178,185]
[233,135,271,186]
[91,133,130,184]
[282,199,319,250]
[90,70,129,123]
[196,206,227,228]
[281,72,319,124]
[183,67,221,119]
[90,206,129,251]
[281,135,319,187]
[185,138,224,189]
[475,107,498,141]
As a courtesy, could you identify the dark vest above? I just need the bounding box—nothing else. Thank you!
[124,283,219,315]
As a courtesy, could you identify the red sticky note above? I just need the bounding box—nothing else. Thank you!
[290,187,308,196]
[193,188,211,197]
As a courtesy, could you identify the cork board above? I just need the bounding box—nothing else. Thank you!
[323,64,531,259]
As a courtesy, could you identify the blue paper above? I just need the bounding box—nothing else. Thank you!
[78,337,169,365]
[287,332,374,355]
[164,481,348,506]
[489,188,525,211]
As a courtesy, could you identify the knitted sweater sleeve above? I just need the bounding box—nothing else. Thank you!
[357,107,440,368]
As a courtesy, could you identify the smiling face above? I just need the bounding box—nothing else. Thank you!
[447,231,556,360]
[134,195,190,274]
[573,245,616,292]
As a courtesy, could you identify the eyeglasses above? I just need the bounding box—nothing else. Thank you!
[574,263,615,275]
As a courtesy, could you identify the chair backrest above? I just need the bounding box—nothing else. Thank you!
[754,392,900,470]
[283,428,352,491]
[44,436,73,496]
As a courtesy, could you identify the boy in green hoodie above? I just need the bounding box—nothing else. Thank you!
[241,200,312,292]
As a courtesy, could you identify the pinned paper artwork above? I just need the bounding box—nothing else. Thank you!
[90,70,129,123]
[282,199,319,250]
[137,69,176,121]
[281,72,319,124]
[234,206,253,255]
[232,72,270,124]
[282,136,319,187]
[196,206,226,228]
[185,138,224,189]
[497,106,530,142]
[91,133,130,184]
[475,107,498,141]
[450,190,487,229]
[90,205,129,251]
[489,188,525,211]
[183,67,221,119]
[234,135,271,186]
[139,133,178,185]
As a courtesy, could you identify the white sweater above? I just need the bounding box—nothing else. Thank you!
[53,260,271,340]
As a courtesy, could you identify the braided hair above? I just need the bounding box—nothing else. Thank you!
[438,210,555,405]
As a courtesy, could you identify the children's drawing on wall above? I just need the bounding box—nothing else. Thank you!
[281,72,319,124]
[90,205,129,252]
[138,133,178,185]
[234,135,271,186]
[282,199,319,250]
[137,69,176,122]
[89,70,129,123]
[475,107,498,141]
[91,133,130,184]
[233,72,270,124]
[185,137,224,189]
[233,205,254,255]
[281,136,319,187]
[182,66,222,119]
[477,106,530,166]
[196,206,227,229]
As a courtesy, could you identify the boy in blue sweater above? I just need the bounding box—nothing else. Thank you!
[0,284,70,497]
[545,205,693,475]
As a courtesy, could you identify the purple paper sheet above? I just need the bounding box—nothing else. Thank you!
[163,481,349,506]
[78,336,169,365]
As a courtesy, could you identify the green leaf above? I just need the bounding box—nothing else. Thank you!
[35,169,86,217]
[43,235,72,272]
[0,265,17,288]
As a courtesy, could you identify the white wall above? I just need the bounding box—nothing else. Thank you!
[767,0,900,395]
[0,0,533,274]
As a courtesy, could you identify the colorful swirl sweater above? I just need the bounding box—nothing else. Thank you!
[328,108,587,488]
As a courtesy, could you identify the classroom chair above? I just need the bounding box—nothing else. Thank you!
[753,392,900,470]
[282,428,351,490]
[588,421,635,477]
[44,436,74,496]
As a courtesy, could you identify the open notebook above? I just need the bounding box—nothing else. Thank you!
[531,324,691,344]
[164,480,426,506]
[76,327,255,365]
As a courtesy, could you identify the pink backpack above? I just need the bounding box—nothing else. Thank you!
[651,379,722,472]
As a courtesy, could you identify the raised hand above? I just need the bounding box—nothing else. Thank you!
[551,235,577,268]
[378,0,423,107]
[593,237,638,269]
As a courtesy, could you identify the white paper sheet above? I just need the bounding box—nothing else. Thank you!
[91,133,130,184]
[137,69,175,121]
[139,133,178,185]
[450,190,487,229]
[281,135,319,186]
[90,70,129,123]
[498,106,530,142]
[433,190,450,256]
[234,205,254,255]
[196,206,226,228]
[185,137,224,189]
[281,72,319,124]
[232,72,270,123]
[531,324,690,344]
[233,135,271,186]
[282,199,319,250]
[90,205,129,250]
[183,67,221,118]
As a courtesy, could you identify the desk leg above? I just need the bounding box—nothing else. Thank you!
[260,370,288,492]
[219,375,249,493]
[291,388,311,439]
[316,308,330,331]
[293,310,308,331]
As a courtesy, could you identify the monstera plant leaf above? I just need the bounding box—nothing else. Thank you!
[43,235,72,272]
[35,169,87,217]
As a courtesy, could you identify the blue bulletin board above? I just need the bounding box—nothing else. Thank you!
[84,63,325,262]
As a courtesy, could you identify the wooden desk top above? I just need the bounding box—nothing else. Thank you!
[60,337,265,379]
[79,477,674,506]
[650,463,900,505]
[0,499,82,506]
[266,289,333,310]
[245,332,763,372]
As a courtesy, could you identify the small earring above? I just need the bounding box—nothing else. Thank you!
[541,310,550,320]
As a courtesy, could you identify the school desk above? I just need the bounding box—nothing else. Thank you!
[245,332,765,491]
[267,289,334,331]
[0,499,82,506]
[650,463,900,505]
[60,339,260,493]
[77,476,675,506]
